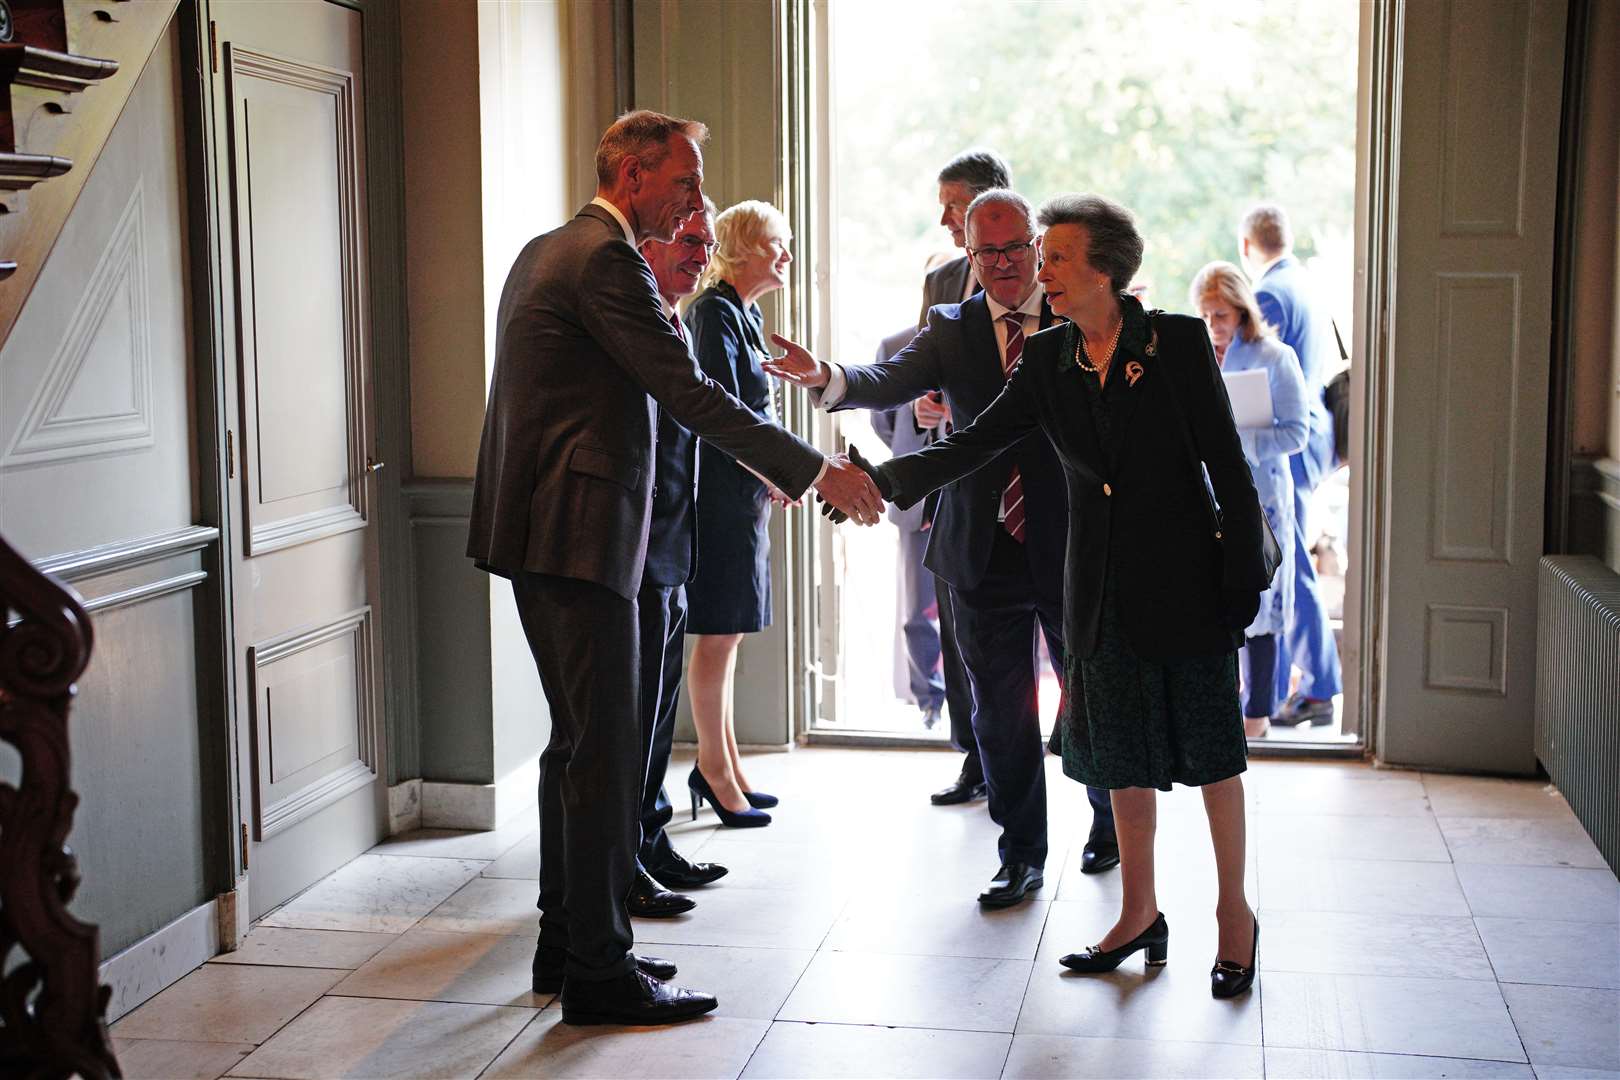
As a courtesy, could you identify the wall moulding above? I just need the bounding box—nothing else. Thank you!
[247,606,378,841]
[2,180,152,470]
[33,523,218,580]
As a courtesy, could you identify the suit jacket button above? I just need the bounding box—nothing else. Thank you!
[1102,482,1113,496]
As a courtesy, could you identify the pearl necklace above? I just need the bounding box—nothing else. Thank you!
[1073,316,1125,376]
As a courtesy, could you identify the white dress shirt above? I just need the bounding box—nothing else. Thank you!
[985,284,1046,364]
[589,196,636,245]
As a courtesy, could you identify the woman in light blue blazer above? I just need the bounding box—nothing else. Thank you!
[1191,262,1309,738]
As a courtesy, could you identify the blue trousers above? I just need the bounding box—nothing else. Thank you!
[897,527,947,710]
[1276,455,1344,703]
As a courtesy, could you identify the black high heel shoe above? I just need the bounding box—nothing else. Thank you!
[1210,915,1259,998]
[744,791,778,809]
[688,767,771,828]
[1059,913,1169,973]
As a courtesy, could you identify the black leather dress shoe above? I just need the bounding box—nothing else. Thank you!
[931,768,989,806]
[646,852,729,888]
[627,869,696,918]
[978,862,1044,907]
[533,952,677,995]
[560,968,718,1026]
[1081,830,1120,875]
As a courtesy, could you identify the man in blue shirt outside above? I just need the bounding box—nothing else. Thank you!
[1239,203,1343,727]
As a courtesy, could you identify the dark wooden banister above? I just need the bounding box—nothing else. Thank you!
[0,531,119,1080]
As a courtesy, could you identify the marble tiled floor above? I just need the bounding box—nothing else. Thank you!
[111,748,1620,1079]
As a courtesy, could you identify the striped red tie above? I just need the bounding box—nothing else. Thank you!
[1001,313,1026,543]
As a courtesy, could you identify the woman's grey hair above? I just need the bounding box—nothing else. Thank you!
[938,149,1012,196]
[1037,193,1145,292]
[963,189,1034,236]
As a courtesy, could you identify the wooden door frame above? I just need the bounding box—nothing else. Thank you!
[176,0,413,931]
[793,0,1390,754]
[1344,0,1400,760]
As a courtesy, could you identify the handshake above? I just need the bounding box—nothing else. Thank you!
[813,444,894,526]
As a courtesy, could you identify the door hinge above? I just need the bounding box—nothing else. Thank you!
[226,429,235,479]
[209,21,219,74]
[241,821,249,869]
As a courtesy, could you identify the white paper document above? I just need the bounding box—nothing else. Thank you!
[1222,368,1274,430]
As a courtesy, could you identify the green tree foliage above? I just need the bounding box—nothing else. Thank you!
[831,0,1357,356]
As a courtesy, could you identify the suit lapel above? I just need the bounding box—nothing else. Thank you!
[961,294,1003,392]
[1050,323,1107,477]
[1100,298,1153,475]
[950,257,975,303]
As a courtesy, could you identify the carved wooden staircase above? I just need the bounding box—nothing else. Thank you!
[0,0,177,336]
[0,5,181,1075]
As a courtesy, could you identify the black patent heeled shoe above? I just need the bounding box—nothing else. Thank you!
[744,790,779,809]
[1210,915,1259,998]
[1059,912,1169,973]
[688,766,771,828]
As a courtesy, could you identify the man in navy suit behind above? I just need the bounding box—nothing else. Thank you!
[1239,203,1343,727]
[627,201,735,917]
[765,190,1119,907]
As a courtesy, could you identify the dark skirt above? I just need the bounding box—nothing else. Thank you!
[687,455,772,635]
[1058,569,1247,791]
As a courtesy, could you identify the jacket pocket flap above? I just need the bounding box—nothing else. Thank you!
[568,446,641,490]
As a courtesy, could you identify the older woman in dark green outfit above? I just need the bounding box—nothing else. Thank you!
[864,194,1271,998]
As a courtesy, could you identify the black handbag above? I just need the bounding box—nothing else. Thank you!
[1148,313,1284,588]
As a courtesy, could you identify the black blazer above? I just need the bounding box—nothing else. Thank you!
[467,204,823,599]
[877,296,1270,662]
[827,293,1066,600]
[917,254,976,326]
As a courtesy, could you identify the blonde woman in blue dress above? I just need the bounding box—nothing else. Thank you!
[1190,261,1309,739]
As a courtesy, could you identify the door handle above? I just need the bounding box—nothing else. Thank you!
[365,457,386,474]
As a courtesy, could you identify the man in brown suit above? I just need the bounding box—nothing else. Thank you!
[469,110,880,1026]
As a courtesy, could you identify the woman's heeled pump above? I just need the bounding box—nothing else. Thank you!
[743,791,778,809]
[688,767,771,828]
[1210,915,1259,998]
[1058,913,1169,973]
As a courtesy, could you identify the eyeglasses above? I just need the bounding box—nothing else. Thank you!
[678,236,718,256]
[968,240,1035,268]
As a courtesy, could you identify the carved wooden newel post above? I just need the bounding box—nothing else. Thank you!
[0,532,119,1079]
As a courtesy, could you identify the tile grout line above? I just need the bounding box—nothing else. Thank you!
[472,999,551,1080]
[996,853,1064,1078]
[1433,787,1537,1073]
[1253,783,1267,1078]
[736,887,858,1078]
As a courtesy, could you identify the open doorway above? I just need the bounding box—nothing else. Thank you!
[809,0,1361,750]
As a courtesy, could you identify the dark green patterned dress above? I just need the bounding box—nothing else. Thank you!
[1056,361,1248,792]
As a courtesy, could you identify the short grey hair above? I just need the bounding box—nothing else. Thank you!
[963,188,1034,235]
[1240,203,1293,257]
[937,149,1012,196]
[1037,193,1144,293]
[594,109,709,187]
